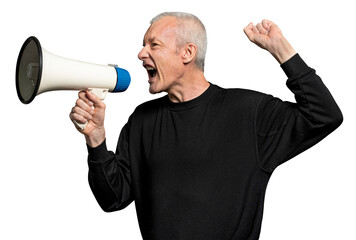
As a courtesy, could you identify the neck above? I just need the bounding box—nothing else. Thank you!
[167,70,210,103]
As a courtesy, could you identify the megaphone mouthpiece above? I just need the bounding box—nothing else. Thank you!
[113,67,131,92]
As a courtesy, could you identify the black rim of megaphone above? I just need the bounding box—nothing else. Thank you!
[16,36,43,104]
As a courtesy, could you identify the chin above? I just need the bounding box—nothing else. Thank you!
[149,88,157,94]
[148,84,162,94]
[148,79,167,94]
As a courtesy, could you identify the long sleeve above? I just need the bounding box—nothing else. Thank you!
[87,122,133,212]
[256,54,343,172]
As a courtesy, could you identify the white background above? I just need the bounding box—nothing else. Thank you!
[1,0,355,239]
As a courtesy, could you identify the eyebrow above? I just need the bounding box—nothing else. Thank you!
[143,37,154,46]
[143,37,162,46]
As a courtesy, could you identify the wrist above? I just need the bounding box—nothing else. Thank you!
[85,127,106,148]
[271,37,296,64]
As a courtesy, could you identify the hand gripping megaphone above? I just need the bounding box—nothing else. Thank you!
[16,36,131,130]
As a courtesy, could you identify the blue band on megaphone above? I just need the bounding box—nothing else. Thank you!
[113,67,131,92]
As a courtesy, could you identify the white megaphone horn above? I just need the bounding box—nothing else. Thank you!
[16,36,131,130]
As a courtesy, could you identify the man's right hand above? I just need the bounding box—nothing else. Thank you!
[69,90,106,148]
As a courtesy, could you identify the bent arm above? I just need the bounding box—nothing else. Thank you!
[256,54,343,171]
[87,123,133,212]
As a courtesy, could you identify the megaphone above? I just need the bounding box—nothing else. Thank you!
[16,36,131,129]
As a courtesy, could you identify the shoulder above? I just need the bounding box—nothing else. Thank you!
[215,85,268,107]
[226,86,265,98]
[131,95,166,118]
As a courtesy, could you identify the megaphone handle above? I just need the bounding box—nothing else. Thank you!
[74,88,108,131]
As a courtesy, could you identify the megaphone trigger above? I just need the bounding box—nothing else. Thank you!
[88,88,109,100]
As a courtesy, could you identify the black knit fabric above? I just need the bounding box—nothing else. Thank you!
[87,54,342,240]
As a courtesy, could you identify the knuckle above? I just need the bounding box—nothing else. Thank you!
[74,106,83,115]
[74,113,86,124]
[81,116,87,123]
[96,101,106,109]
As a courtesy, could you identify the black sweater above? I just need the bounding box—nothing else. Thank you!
[87,54,342,240]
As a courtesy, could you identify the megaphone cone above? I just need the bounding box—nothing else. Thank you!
[16,36,130,104]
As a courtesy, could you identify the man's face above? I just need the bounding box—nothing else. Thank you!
[138,17,184,94]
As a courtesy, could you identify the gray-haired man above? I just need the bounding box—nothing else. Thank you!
[70,12,342,240]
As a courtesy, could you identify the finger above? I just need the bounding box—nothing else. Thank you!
[72,113,87,124]
[256,22,269,35]
[263,19,280,34]
[78,91,94,107]
[73,104,93,119]
[252,24,260,34]
[262,19,272,31]
[72,105,93,121]
[243,22,255,41]
[85,90,105,109]
[76,98,94,116]
[69,108,88,124]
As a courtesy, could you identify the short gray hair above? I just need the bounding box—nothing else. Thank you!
[150,12,207,72]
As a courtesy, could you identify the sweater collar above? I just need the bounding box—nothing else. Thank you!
[165,83,218,111]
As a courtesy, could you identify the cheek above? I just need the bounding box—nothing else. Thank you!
[160,56,181,74]
[155,50,182,81]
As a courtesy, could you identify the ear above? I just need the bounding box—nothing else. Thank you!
[181,43,197,64]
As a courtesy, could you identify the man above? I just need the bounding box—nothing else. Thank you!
[69,12,342,240]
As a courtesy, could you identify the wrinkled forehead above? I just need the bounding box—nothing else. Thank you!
[143,16,178,44]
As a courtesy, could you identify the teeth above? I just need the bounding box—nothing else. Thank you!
[145,66,157,78]
[145,66,155,70]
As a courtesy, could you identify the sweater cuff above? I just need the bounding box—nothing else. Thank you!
[87,139,109,163]
[280,53,309,78]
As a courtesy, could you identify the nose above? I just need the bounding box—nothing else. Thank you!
[138,46,149,61]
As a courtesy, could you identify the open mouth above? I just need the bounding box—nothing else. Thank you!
[145,65,157,78]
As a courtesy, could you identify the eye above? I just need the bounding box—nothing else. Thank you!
[151,42,159,47]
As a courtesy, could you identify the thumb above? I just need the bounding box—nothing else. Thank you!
[85,90,105,108]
